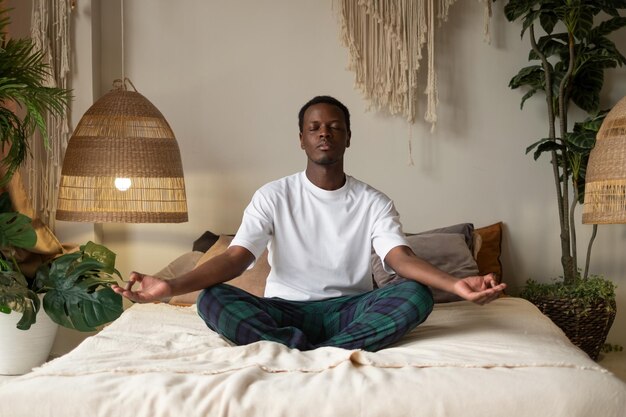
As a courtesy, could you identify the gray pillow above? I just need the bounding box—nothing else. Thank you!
[372,233,479,303]
[411,223,474,254]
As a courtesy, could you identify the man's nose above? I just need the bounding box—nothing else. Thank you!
[319,125,331,137]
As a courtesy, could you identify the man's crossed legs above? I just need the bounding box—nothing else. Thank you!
[197,278,434,351]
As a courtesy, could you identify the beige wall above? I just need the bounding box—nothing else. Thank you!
[10,1,626,353]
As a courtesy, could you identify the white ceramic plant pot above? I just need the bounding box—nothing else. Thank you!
[0,305,59,375]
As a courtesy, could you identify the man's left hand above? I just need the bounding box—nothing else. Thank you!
[453,273,506,305]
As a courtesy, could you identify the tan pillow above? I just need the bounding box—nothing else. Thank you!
[1,167,65,276]
[152,251,204,280]
[168,235,270,305]
[472,232,482,260]
[473,222,503,282]
[3,169,63,255]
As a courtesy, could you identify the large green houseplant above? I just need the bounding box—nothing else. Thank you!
[0,200,123,332]
[0,3,123,334]
[502,0,626,359]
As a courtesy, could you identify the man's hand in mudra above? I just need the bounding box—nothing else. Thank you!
[111,272,172,303]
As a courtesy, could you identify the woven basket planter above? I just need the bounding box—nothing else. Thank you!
[526,295,616,360]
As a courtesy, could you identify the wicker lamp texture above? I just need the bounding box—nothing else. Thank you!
[583,95,626,225]
[57,88,188,223]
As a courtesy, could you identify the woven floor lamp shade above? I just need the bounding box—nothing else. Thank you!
[57,85,188,223]
[583,95,626,224]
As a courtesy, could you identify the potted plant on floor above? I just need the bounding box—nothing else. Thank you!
[0,197,123,375]
[1,194,123,333]
[501,0,626,360]
[0,2,123,374]
[0,211,124,374]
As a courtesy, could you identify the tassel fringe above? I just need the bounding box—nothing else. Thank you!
[24,0,72,232]
[335,0,491,129]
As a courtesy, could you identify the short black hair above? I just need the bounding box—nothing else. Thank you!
[298,95,351,134]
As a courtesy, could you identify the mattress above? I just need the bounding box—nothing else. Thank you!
[1,297,624,417]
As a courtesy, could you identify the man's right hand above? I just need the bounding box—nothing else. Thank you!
[111,272,172,303]
[111,246,255,304]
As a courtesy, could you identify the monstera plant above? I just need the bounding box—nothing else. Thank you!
[0,194,123,331]
[501,0,626,359]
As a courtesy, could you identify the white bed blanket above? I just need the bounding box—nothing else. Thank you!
[1,297,625,417]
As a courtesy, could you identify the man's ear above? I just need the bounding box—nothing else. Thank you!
[346,131,351,148]
[299,132,304,149]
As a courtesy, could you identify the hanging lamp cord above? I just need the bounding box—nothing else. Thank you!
[121,0,125,88]
[112,0,137,93]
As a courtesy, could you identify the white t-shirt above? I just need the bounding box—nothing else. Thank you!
[231,172,408,301]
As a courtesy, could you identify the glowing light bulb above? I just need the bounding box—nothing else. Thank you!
[114,178,132,191]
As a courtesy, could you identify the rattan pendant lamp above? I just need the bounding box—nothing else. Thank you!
[56,1,187,223]
[580,94,626,276]
[583,95,626,225]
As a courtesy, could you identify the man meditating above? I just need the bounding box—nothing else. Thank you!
[112,95,506,351]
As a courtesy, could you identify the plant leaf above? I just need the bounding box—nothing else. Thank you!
[0,192,13,213]
[588,36,626,66]
[504,0,541,22]
[37,246,123,332]
[570,5,595,39]
[0,212,37,249]
[570,64,603,113]
[521,9,541,37]
[566,131,595,153]
[520,88,539,109]
[529,35,568,60]
[509,65,544,91]
[0,270,40,330]
[539,7,558,34]
[575,109,610,133]
[80,241,120,276]
[589,16,626,39]
[525,137,551,155]
[42,286,122,332]
[39,252,81,290]
[533,140,563,160]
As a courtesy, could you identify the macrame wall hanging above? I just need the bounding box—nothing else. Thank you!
[23,0,74,232]
[335,0,492,129]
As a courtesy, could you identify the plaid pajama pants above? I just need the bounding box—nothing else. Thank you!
[196,278,434,351]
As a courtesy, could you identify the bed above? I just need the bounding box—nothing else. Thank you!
[1,223,625,417]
